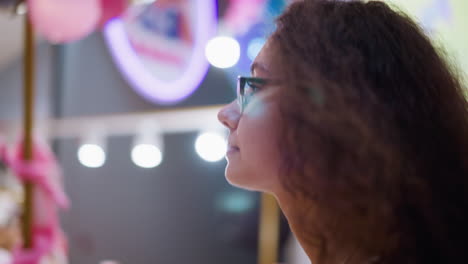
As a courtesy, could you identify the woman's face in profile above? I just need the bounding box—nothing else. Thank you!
[218,40,283,193]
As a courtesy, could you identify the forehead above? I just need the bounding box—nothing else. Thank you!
[251,39,275,77]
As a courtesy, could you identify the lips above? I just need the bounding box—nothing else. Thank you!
[227,135,239,155]
[228,146,240,152]
[226,142,240,155]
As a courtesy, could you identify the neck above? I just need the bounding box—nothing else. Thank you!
[274,192,321,264]
[274,192,387,264]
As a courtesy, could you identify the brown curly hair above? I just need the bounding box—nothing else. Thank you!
[271,0,468,263]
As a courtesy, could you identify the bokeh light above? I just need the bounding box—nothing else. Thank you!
[205,36,241,68]
[78,144,106,168]
[131,144,163,168]
[195,132,227,162]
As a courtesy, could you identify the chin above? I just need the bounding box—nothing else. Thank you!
[225,165,269,192]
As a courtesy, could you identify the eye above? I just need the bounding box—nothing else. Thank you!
[245,80,263,96]
[239,77,269,111]
[241,81,264,110]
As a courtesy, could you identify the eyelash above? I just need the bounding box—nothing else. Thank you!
[246,82,262,93]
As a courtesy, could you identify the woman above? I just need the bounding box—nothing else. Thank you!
[217,0,468,263]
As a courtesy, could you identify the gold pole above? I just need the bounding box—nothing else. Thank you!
[22,14,36,249]
[258,193,280,264]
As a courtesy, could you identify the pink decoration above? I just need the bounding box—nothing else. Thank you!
[0,139,69,264]
[98,0,128,28]
[223,0,267,35]
[28,0,101,43]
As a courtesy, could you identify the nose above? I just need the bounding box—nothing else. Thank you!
[218,101,241,132]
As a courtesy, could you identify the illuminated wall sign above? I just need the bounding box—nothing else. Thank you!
[103,0,217,104]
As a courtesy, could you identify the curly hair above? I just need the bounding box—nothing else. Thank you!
[271,0,468,263]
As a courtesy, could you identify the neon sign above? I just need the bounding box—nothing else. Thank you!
[103,0,217,104]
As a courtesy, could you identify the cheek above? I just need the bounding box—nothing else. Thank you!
[241,95,281,158]
[228,98,283,191]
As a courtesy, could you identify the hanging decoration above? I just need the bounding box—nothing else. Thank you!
[0,144,21,264]
[28,0,101,43]
[1,140,69,264]
[12,0,155,44]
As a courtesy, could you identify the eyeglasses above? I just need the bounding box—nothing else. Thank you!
[237,76,268,113]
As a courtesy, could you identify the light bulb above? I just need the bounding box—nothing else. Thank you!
[131,144,163,168]
[205,36,240,68]
[78,144,106,168]
[195,132,227,162]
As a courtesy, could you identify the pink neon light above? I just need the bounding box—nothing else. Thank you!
[103,0,217,104]
[130,39,184,66]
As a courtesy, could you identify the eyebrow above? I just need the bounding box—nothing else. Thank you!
[250,62,270,76]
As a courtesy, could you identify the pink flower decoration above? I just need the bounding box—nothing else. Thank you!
[0,139,70,264]
[98,0,128,28]
[28,0,101,43]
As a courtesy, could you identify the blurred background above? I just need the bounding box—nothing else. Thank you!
[0,0,466,263]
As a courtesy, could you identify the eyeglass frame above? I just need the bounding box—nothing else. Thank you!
[237,76,270,113]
